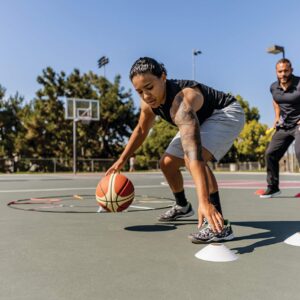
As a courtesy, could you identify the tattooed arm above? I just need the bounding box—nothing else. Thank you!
[170,88,223,232]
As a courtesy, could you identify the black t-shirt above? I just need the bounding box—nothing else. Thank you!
[151,79,236,125]
[270,75,300,128]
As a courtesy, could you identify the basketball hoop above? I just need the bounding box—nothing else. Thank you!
[65,98,100,122]
[81,116,92,125]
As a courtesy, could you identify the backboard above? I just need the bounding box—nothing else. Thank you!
[65,98,100,121]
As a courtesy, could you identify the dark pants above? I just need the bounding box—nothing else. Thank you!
[265,125,300,188]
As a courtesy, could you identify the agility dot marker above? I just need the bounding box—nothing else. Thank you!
[294,193,300,198]
[284,232,300,247]
[255,189,265,195]
[195,243,238,262]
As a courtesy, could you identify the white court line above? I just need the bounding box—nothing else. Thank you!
[129,205,153,210]
[0,185,166,193]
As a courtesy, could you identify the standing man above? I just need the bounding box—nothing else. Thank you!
[261,58,300,198]
[106,57,245,243]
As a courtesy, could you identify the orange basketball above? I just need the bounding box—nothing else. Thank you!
[95,173,135,212]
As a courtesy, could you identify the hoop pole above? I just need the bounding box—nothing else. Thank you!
[73,98,77,175]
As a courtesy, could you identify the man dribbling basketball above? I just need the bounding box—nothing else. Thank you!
[106,57,245,243]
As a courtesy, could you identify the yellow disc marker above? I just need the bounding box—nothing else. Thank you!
[266,127,275,136]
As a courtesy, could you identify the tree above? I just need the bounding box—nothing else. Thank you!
[0,85,25,158]
[234,120,270,163]
[22,67,71,162]
[22,67,137,164]
[236,95,260,122]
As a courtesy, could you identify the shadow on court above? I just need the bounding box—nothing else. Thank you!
[124,219,199,232]
[232,221,300,254]
[124,224,177,231]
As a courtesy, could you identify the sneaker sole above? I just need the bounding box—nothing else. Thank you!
[190,233,235,244]
[158,209,194,222]
[260,190,281,199]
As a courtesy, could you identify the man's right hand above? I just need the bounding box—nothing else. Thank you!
[198,203,224,233]
[272,119,281,129]
[105,158,127,176]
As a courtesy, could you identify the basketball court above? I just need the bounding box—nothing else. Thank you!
[1,171,300,300]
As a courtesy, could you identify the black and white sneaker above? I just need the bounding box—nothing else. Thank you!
[260,187,281,198]
[188,220,234,244]
[158,202,194,221]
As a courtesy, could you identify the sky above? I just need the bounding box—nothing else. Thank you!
[1,0,300,127]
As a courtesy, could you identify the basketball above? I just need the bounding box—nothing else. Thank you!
[95,173,135,212]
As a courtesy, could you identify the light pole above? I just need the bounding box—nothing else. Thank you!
[192,49,202,80]
[267,45,285,58]
[97,56,109,76]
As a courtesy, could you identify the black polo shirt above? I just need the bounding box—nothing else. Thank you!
[270,75,300,128]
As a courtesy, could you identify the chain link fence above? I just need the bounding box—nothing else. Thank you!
[0,158,115,173]
[0,153,299,173]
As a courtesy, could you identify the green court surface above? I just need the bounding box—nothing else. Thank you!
[1,172,300,300]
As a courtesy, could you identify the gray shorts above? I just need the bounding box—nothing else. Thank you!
[165,101,245,161]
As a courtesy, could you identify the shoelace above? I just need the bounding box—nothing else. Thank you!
[195,227,213,238]
[164,205,184,217]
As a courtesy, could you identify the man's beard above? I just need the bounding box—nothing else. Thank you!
[279,74,293,83]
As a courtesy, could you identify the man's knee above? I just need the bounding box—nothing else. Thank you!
[159,155,172,171]
[159,154,183,172]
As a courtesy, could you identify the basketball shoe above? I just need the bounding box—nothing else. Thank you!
[188,220,234,244]
[260,187,281,198]
[158,202,194,221]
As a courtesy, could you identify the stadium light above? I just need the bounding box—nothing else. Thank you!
[97,56,109,76]
[192,49,202,80]
[267,45,285,58]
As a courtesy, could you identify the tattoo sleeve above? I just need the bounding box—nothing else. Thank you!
[172,97,203,161]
